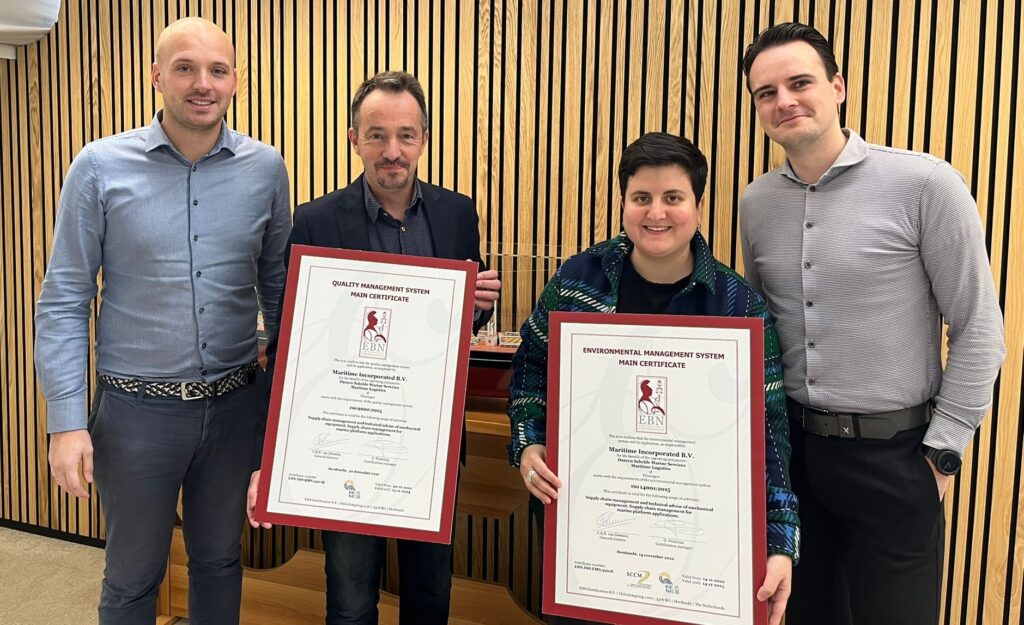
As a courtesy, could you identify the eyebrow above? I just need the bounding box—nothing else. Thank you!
[630,188,688,195]
[751,73,816,97]
[364,125,420,133]
[170,57,231,68]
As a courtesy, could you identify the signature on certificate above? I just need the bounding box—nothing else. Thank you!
[593,511,635,532]
[311,432,348,450]
[650,518,706,540]
[363,438,409,458]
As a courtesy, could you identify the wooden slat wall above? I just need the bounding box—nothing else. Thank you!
[1,1,1021,623]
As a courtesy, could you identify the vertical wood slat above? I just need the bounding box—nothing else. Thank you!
[0,2,1021,623]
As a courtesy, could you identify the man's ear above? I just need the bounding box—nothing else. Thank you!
[348,127,359,153]
[832,73,847,106]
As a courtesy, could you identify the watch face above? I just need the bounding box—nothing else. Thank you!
[938,452,961,474]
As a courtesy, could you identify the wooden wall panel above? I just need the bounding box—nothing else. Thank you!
[1,1,1021,623]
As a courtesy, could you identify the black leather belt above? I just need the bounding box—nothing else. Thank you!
[100,362,258,401]
[787,397,931,440]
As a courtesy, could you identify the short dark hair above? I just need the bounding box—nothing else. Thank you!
[742,22,840,92]
[618,133,709,202]
[350,71,429,130]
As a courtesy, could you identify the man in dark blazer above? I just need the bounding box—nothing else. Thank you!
[247,71,500,625]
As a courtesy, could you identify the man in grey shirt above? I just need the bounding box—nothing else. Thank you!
[739,22,1005,625]
[35,17,291,625]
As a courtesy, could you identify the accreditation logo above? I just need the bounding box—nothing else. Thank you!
[636,376,668,434]
[626,570,652,589]
[344,479,360,499]
[359,307,391,360]
[659,571,679,594]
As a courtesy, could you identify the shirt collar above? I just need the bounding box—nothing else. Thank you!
[145,110,235,158]
[779,128,869,185]
[602,230,717,295]
[362,176,424,223]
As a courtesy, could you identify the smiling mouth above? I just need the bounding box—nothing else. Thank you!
[644,225,671,233]
[187,98,216,107]
[778,114,806,126]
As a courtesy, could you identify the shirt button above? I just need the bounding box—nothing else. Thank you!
[804,261,812,269]
[201,342,207,349]
[808,378,816,385]
[808,340,815,348]
[193,200,198,206]
[192,166,197,172]
[805,221,813,229]
[201,369,208,376]
[196,271,202,277]
[193,235,199,241]
[805,301,813,308]
[198,307,205,314]
[809,185,817,192]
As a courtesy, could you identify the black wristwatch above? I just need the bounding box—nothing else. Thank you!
[922,445,962,476]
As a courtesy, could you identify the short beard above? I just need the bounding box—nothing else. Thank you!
[375,172,411,191]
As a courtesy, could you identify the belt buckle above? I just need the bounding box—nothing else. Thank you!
[836,413,857,438]
[180,382,205,401]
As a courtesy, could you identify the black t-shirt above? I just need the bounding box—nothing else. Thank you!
[616,257,692,314]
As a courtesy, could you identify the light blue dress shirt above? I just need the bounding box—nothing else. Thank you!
[35,113,292,433]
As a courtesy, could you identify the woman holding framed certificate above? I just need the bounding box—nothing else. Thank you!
[507,133,798,625]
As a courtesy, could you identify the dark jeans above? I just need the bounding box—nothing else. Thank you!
[786,418,945,625]
[322,531,453,625]
[89,382,260,625]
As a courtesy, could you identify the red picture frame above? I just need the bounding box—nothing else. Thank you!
[254,244,477,543]
[543,312,768,625]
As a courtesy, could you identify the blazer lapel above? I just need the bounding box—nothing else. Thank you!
[335,175,373,252]
[421,183,457,260]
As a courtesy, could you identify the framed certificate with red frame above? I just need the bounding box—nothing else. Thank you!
[254,245,476,543]
[544,312,768,625]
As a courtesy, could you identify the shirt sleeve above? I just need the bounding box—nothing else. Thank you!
[751,294,801,562]
[738,197,764,294]
[34,148,105,433]
[506,268,561,466]
[917,162,1006,455]
[256,157,292,341]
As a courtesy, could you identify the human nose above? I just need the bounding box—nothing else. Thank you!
[193,69,212,91]
[382,137,402,160]
[647,200,668,219]
[775,87,797,109]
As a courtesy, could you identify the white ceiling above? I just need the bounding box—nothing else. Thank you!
[0,1,61,59]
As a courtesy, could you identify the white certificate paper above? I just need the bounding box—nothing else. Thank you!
[545,312,767,625]
[255,245,476,543]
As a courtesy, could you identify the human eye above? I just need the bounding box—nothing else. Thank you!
[632,193,650,204]
[756,89,774,100]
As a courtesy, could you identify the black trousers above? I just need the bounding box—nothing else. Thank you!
[786,418,945,625]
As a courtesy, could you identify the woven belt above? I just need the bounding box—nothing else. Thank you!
[99,362,258,401]
[787,397,931,440]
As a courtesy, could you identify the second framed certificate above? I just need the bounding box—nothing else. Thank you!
[545,312,767,625]
[255,245,476,543]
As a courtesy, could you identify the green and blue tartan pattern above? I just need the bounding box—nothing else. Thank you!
[506,231,800,561]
